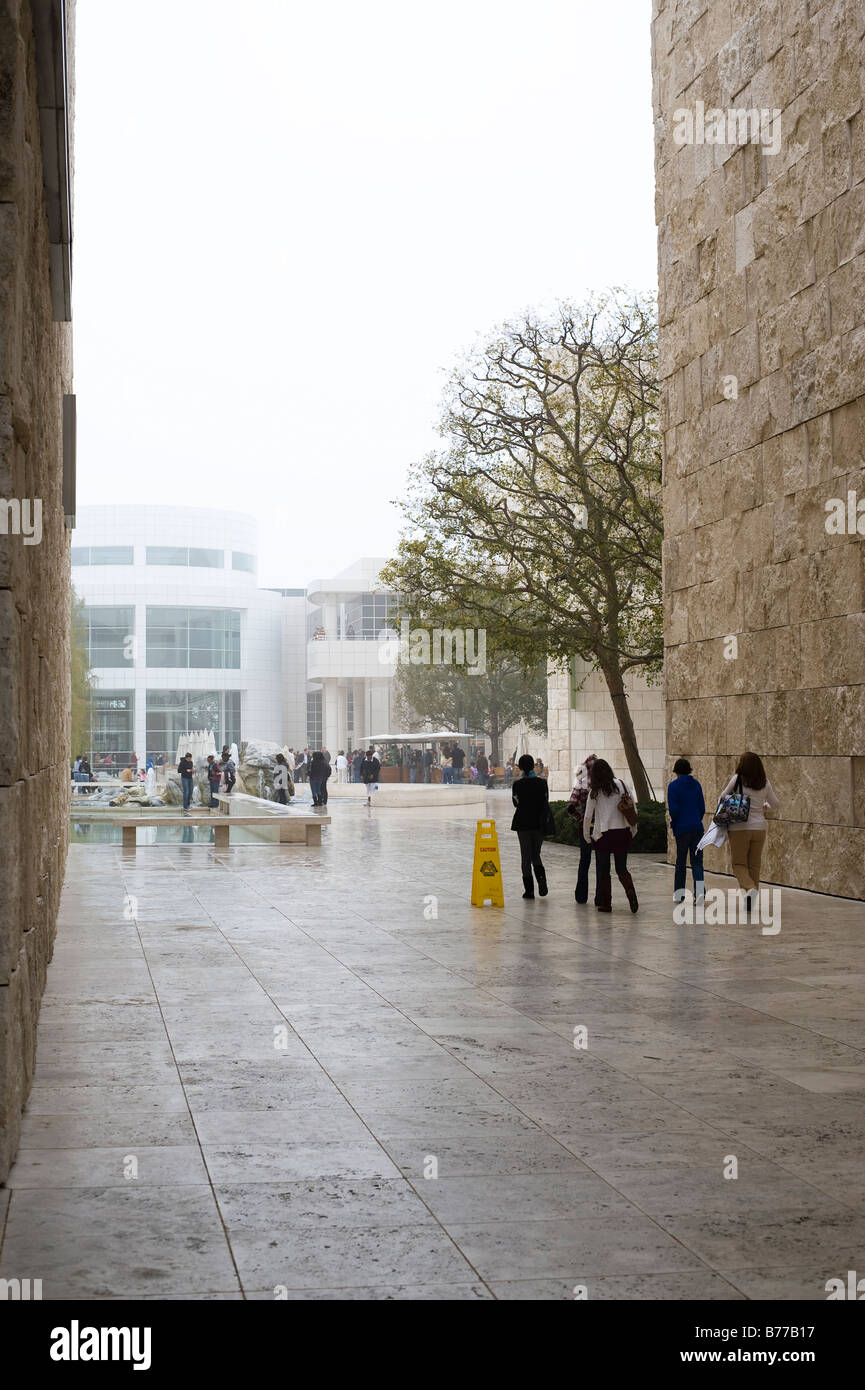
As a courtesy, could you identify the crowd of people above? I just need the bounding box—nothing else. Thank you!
[511,747,780,915]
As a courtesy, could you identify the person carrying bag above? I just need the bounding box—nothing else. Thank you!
[587,759,639,914]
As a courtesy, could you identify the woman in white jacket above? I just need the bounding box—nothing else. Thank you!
[719,751,780,910]
[587,759,638,913]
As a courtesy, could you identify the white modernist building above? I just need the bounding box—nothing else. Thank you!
[71,509,401,765]
[71,505,306,765]
[305,558,401,754]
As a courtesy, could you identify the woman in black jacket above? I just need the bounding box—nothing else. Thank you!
[510,754,550,899]
[308,750,329,806]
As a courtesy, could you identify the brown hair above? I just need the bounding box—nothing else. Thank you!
[589,758,617,798]
[736,751,767,791]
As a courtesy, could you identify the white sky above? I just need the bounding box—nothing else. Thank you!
[72,0,658,588]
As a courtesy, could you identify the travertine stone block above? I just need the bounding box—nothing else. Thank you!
[655,0,865,898]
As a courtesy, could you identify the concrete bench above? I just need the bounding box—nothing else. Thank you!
[111,813,330,851]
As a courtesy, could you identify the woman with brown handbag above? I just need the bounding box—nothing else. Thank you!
[587,759,639,913]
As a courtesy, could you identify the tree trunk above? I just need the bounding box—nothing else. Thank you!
[489,707,501,767]
[600,662,652,804]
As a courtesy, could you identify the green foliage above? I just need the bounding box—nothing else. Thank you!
[381,291,663,802]
[546,800,667,854]
[70,590,94,760]
[393,631,546,764]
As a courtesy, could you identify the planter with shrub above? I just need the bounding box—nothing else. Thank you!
[546,799,668,855]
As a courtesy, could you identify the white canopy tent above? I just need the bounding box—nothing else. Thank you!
[365,730,469,743]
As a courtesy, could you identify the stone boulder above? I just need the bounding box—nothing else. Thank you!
[236,740,295,800]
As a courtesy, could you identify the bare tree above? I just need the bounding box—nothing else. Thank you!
[382,292,662,802]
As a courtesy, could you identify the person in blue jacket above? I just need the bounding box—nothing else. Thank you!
[667,757,706,903]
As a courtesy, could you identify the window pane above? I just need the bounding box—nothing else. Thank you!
[147,546,188,566]
[231,551,255,573]
[86,606,134,667]
[90,546,134,565]
[88,691,134,768]
[189,548,223,568]
[71,546,89,565]
[147,607,240,669]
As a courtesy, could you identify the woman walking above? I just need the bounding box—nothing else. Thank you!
[720,752,780,911]
[511,754,550,899]
[587,759,638,913]
[566,753,598,905]
[667,757,706,902]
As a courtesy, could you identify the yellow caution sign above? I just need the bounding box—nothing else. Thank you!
[471,819,504,907]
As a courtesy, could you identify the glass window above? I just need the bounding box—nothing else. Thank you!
[306,691,322,749]
[88,691,134,769]
[146,689,241,761]
[90,546,134,565]
[85,607,134,667]
[189,547,223,568]
[146,607,241,669]
[232,551,255,573]
[71,546,89,566]
[343,592,397,640]
[146,546,188,566]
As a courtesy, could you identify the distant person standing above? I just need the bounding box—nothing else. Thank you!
[319,748,332,804]
[335,750,349,784]
[667,757,706,903]
[221,746,236,796]
[451,744,466,784]
[351,749,363,783]
[273,752,291,805]
[510,754,550,899]
[423,748,434,783]
[476,751,489,788]
[567,753,599,906]
[178,751,195,811]
[206,754,222,809]
[308,749,328,806]
[360,747,380,806]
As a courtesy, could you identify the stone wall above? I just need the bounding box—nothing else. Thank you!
[546,660,666,797]
[0,0,73,1181]
[653,0,865,897]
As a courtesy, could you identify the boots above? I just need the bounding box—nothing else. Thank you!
[618,870,639,913]
[536,869,548,898]
[522,874,535,899]
[596,874,612,912]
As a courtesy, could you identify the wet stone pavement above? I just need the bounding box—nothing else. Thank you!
[1,792,864,1300]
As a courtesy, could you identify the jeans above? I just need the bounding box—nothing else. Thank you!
[575,825,595,903]
[594,847,629,879]
[410,767,417,783]
[181,776,193,809]
[309,779,322,804]
[517,830,546,890]
[209,783,220,808]
[674,829,704,893]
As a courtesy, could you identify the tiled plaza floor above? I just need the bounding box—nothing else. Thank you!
[1,791,863,1300]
